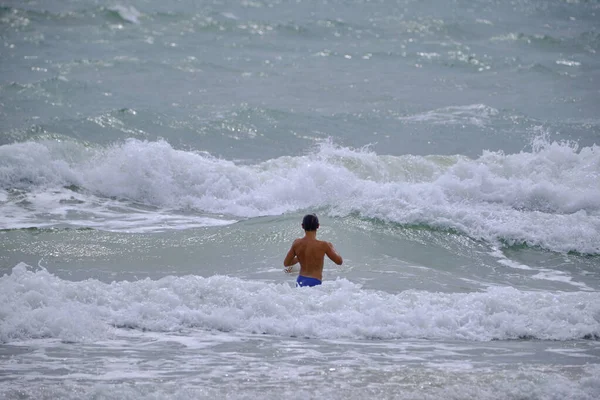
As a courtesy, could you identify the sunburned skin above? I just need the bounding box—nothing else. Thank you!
[283,214,343,284]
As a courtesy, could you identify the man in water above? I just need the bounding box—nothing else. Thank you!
[283,214,343,287]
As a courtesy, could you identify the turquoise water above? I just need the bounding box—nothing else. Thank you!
[1,0,600,399]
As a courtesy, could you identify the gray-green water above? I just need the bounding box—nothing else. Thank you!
[1,0,600,398]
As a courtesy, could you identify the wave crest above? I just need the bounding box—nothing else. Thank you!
[1,137,599,252]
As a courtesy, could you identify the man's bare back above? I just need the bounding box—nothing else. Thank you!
[283,214,343,286]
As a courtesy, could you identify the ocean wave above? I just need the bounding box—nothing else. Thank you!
[106,5,141,24]
[0,4,95,27]
[398,104,499,126]
[1,263,599,343]
[490,29,600,54]
[0,137,599,252]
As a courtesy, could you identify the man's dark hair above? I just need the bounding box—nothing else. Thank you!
[302,214,319,231]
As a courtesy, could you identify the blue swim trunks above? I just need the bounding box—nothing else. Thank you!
[296,275,322,287]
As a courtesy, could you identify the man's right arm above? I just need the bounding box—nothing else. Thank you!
[283,241,299,268]
[325,242,343,265]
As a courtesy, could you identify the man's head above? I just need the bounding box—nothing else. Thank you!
[302,213,319,232]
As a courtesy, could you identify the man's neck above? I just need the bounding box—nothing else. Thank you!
[304,231,317,239]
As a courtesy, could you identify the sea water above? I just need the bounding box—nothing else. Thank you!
[1,0,599,399]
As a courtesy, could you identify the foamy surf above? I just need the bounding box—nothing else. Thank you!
[0,188,236,233]
[1,137,599,253]
[2,263,599,344]
[1,361,598,400]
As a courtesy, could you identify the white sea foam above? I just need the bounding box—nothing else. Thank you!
[556,59,581,67]
[531,270,593,291]
[1,263,599,343]
[108,5,141,24]
[398,104,500,126]
[1,363,599,400]
[490,249,533,270]
[1,137,599,253]
[0,188,235,232]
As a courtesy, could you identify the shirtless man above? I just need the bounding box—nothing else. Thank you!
[283,214,343,287]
